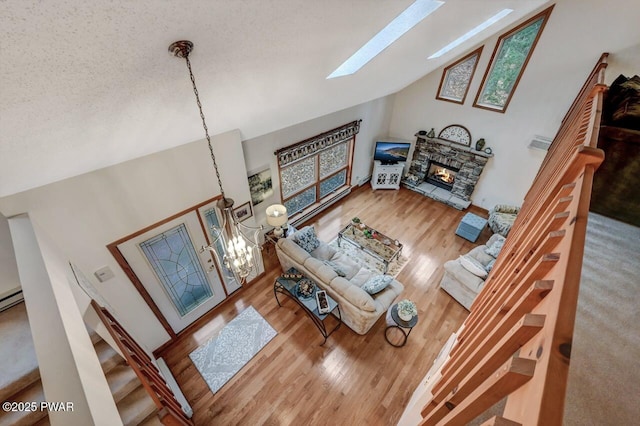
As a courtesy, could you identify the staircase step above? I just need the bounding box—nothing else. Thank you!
[0,380,47,426]
[107,364,143,404]
[0,303,157,426]
[32,415,50,426]
[95,338,124,374]
[139,413,163,426]
[117,385,157,426]
[0,302,40,403]
[88,328,103,345]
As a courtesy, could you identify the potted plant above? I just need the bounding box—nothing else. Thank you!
[397,299,417,321]
[351,217,361,226]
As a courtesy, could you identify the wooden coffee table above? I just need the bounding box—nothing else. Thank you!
[337,223,402,273]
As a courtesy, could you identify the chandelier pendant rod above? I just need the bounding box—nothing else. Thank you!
[170,40,263,282]
[183,57,227,200]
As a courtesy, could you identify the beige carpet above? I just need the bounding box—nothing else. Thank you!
[0,302,39,400]
[564,213,640,425]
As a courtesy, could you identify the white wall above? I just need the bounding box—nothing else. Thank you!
[388,0,640,210]
[242,95,395,225]
[0,130,250,350]
[605,42,640,85]
[0,214,20,299]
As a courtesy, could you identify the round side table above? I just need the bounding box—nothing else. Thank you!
[385,304,418,347]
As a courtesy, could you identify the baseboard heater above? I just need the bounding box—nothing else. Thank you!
[290,186,352,227]
[0,289,24,312]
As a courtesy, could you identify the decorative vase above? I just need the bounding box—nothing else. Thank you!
[426,128,436,138]
[399,311,413,321]
[475,138,486,151]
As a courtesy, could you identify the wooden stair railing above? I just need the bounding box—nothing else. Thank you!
[420,53,608,426]
[91,300,194,426]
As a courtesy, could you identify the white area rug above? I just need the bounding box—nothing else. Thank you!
[328,237,409,277]
[189,306,276,395]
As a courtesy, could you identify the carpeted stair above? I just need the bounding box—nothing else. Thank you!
[0,302,160,425]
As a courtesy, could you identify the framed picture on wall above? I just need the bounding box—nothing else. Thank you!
[233,201,253,222]
[248,167,273,206]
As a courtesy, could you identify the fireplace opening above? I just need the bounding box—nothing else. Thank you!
[426,161,459,190]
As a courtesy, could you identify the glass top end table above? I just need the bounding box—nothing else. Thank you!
[273,268,341,344]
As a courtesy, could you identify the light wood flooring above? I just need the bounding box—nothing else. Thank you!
[159,186,492,425]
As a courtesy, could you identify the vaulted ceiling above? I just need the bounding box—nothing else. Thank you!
[0,0,550,197]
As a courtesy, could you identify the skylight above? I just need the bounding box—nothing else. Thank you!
[327,0,444,79]
[428,8,513,59]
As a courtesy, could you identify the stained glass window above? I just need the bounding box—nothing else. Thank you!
[276,122,358,219]
[437,46,483,104]
[280,157,316,198]
[319,142,348,178]
[284,187,316,216]
[320,170,347,198]
[140,224,212,317]
[474,7,552,112]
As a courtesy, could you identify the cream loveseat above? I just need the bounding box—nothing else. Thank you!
[276,226,404,335]
[488,204,520,236]
[440,234,505,310]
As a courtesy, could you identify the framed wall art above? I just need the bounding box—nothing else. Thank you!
[248,167,273,206]
[233,201,253,222]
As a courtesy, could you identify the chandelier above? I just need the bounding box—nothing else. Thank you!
[169,40,262,282]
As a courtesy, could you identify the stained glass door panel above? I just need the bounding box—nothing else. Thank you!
[139,224,212,316]
[117,212,226,333]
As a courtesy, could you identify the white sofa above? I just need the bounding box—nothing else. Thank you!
[440,234,504,310]
[275,226,404,335]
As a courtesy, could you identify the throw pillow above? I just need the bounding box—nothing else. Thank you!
[362,274,393,294]
[485,236,506,258]
[293,227,321,253]
[459,255,488,278]
[485,259,496,272]
[324,260,346,277]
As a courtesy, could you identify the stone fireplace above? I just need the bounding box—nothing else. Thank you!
[402,135,493,209]
[426,161,459,190]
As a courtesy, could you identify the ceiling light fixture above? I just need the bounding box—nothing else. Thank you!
[327,0,444,79]
[428,8,513,59]
[169,40,262,283]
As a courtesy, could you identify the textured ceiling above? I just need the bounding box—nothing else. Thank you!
[0,0,548,197]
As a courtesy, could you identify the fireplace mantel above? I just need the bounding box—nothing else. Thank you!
[402,135,493,210]
[415,135,494,158]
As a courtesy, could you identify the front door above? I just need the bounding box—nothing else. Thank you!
[117,211,228,333]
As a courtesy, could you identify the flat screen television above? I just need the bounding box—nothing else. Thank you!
[374,141,411,164]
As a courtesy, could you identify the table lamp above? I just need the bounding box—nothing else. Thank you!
[266,204,288,237]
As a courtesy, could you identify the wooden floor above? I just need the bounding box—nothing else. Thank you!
[159,185,493,426]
